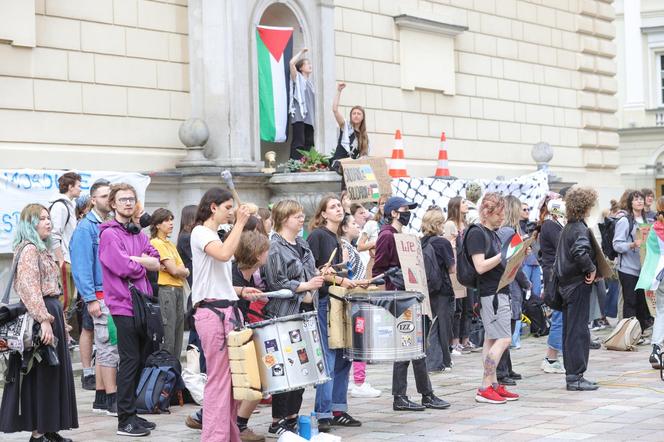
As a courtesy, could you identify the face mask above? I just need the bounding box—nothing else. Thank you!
[398,211,411,227]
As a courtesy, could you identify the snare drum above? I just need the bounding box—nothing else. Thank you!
[344,291,425,362]
[248,311,329,394]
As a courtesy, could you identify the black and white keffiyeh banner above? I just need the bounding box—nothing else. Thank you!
[391,170,549,233]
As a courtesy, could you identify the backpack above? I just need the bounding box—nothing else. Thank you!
[522,296,550,337]
[421,237,444,296]
[135,350,186,414]
[603,317,642,351]
[48,199,71,227]
[456,224,492,289]
[598,215,634,261]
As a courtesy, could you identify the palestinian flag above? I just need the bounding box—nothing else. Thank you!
[502,232,523,261]
[257,25,293,142]
[636,223,664,291]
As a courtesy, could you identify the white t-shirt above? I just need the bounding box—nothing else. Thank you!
[190,225,237,304]
[362,220,380,243]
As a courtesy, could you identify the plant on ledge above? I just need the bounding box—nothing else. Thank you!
[277,148,330,172]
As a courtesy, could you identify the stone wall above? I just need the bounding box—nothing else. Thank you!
[0,0,189,172]
[332,0,619,189]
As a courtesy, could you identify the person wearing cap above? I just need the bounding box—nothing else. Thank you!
[373,196,451,412]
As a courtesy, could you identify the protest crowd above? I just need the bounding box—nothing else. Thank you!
[1,75,663,442]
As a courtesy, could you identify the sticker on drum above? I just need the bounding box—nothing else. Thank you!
[402,308,412,321]
[401,335,413,347]
[377,327,392,337]
[302,317,316,331]
[312,330,319,342]
[264,339,278,353]
[289,329,302,343]
[297,348,309,364]
[317,361,325,373]
[263,354,277,368]
[302,368,310,376]
[272,364,285,377]
[285,346,293,353]
[355,317,365,333]
[397,321,415,333]
[316,347,322,357]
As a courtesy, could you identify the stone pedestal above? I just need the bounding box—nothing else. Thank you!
[267,171,342,217]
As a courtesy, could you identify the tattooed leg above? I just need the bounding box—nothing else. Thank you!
[483,356,497,387]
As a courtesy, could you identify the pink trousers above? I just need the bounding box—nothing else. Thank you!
[353,361,366,385]
[195,305,241,442]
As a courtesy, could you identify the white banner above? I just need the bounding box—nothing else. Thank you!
[392,170,549,233]
[0,169,151,254]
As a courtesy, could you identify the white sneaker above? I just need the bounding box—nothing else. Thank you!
[350,382,381,398]
[541,358,565,374]
[451,347,462,356]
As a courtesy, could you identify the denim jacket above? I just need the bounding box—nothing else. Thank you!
[70,210,104,303]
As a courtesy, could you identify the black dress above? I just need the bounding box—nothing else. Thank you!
[0,296,78,434]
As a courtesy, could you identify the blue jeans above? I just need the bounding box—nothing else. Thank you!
[512,320,522,347]
[523,264,542,297]
[315,296,350,419]
[605,279,620,318]
[547,310,563,353]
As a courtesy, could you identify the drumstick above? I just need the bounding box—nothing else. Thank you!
[221,170,242,206]
[319,247,337,273]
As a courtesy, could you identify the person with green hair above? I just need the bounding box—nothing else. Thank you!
[0,203,78,441]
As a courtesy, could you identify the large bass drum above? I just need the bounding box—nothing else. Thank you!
[344,291,425,362]
[248,311,330,394]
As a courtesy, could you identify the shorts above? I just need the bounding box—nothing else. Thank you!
[93,300,119,368]
[479,293,511,340]
[81,301,94,331]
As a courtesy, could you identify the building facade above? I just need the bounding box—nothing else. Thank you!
[615,0,664,196]
[0,0,621,211]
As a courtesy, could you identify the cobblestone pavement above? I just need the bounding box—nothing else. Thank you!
[3,328,664,441]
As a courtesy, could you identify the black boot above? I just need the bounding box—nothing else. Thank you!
[45,433,73,442]
[508,371,522,380]
[497,376,516,386]
[566,376,599,391]
[650,344,662,369]
[422,393,451,410]
[393,395,425,411]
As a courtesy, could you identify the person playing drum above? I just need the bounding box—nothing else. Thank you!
[373,196,451,412]
[190,188,263,442]
[263,200,325,437]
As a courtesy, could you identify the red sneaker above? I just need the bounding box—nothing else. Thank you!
[495,384,519,401]
[475,385,507,404]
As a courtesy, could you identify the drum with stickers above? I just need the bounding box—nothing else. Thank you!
[248,311,330,394]
[344,291,425,362]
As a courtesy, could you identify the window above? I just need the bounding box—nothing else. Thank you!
[660,54,664,106]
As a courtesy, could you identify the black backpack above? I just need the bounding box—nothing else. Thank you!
[598,215,634,261]
[456,224,491,289]
[522,296,550,337]
[421,237,444,296]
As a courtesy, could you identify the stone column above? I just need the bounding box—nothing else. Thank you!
[188,0,260,170]
[623,0,644,110]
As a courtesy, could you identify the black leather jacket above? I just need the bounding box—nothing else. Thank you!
[555,220,597,286]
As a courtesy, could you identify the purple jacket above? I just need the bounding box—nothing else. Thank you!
[99,220,160,316]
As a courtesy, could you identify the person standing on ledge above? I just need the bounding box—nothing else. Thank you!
[289,48,315,160]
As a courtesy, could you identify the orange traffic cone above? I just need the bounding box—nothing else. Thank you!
[389,130,409,178]
[434,132,450,177]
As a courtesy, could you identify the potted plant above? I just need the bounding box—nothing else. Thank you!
[278,148,330,173]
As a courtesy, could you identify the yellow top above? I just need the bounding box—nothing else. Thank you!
[150,237,185,287]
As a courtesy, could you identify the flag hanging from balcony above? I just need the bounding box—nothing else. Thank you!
[257,25,293,143]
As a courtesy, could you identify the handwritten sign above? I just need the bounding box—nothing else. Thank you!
[394,233,431,318]
[638,223,651,266]
[0,169,150,254]
[589,233,613,280]
[340,157,391,204]
[497,236,535,291]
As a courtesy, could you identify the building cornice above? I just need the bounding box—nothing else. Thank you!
[393,14,467,36]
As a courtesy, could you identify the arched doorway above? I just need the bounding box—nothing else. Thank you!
[257,3,306,167]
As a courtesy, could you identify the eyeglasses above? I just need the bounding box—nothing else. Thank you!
[290,214,305,220]
[522,208,530,212]
[118,197,136,205]
[428,204,441,211]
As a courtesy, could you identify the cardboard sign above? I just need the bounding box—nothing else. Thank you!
[340,157,392,203]
[394,233,431,318]
[638,223,651,266]
[497,236,536,291]
[588,233,614,279]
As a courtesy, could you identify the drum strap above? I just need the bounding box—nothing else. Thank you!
[197,300,242,350]
[328,293,345,302]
